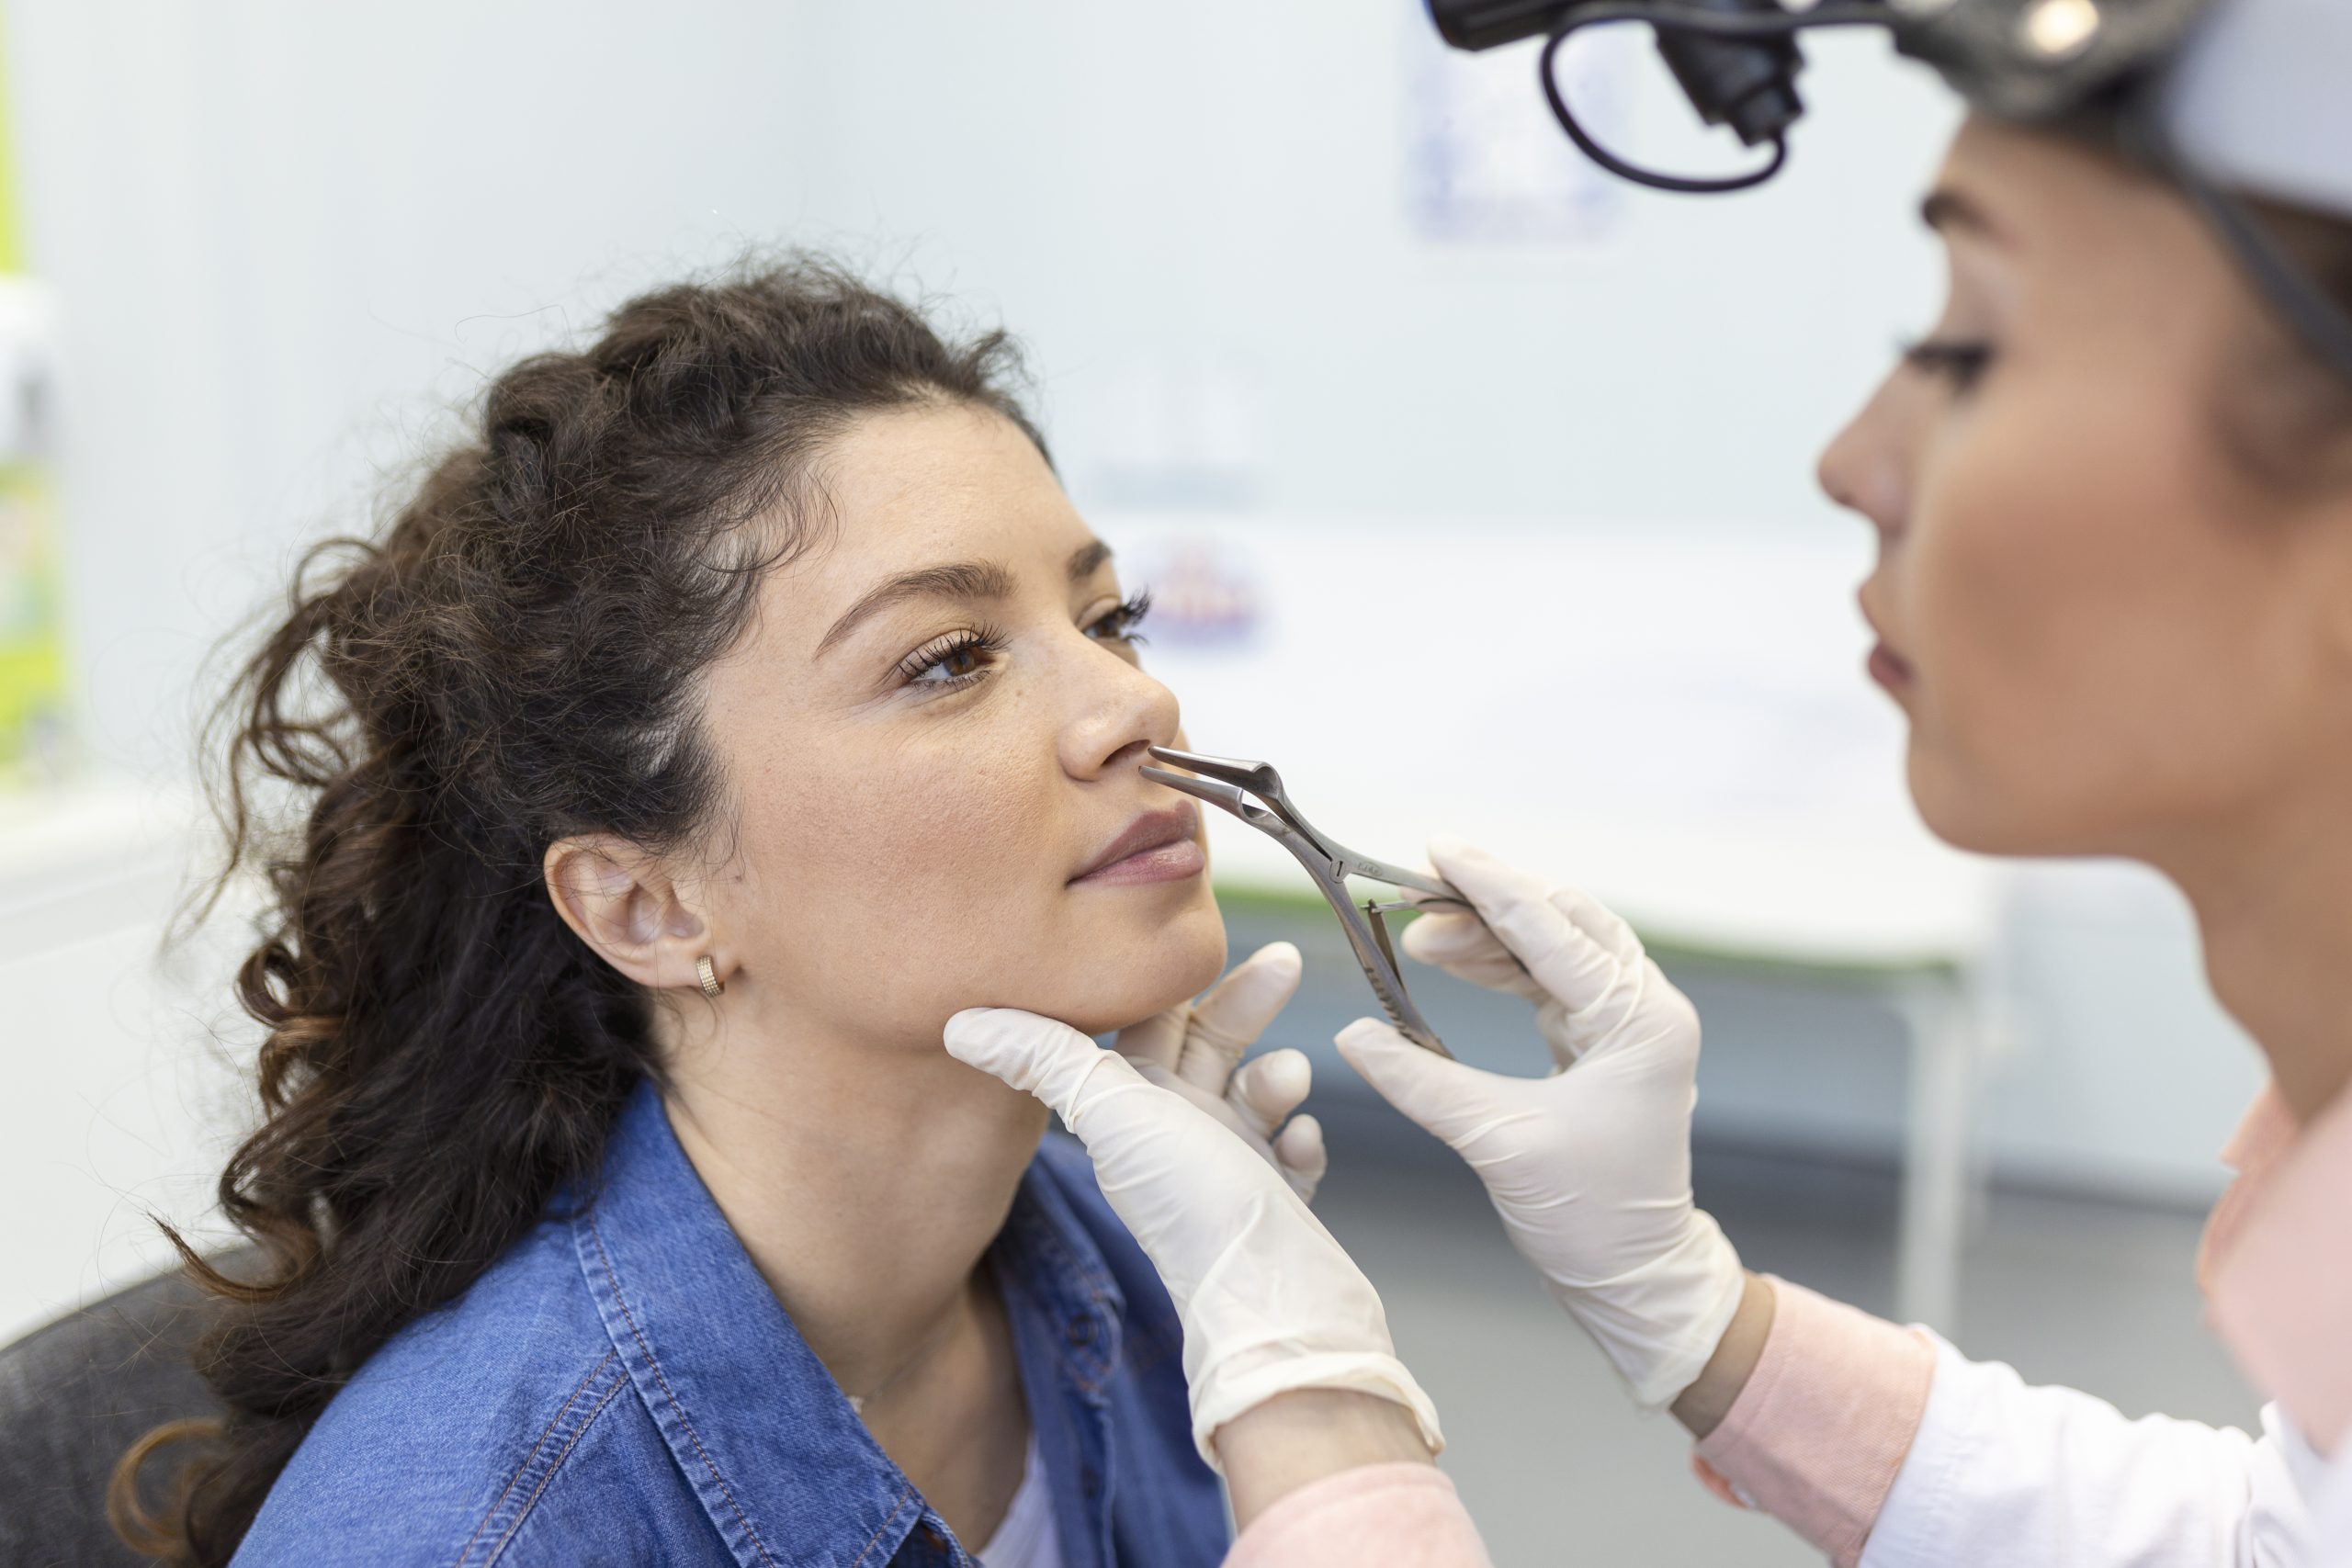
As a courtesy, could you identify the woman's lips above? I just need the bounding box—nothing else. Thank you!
[1070,804,1205,887]
[1868,640,1917,695]
[1856,589,1917,698]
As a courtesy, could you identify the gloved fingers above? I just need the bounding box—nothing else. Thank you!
[1172,942,1303,1093]
[1533,996,1582,1074]
[946,1007,1140,1127]
[1546,879,1645,968]
[1272,1112,1328,1201]
[1398,907,1544,998]
[1113,1004,1187,1075]
[1111,941,1300,1079]
[1336,1017,1532,1152]
[1119,1058,1329,1244]
[1427,836,1630,1018]
[1435,836,1647,977]
[1396,907,1493,962]
[1227,1047,1313,1139]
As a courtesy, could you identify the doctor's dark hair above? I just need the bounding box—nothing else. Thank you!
[2052,128,2352,489]
[2222,199,2352,489]
[110,258,1045,1564]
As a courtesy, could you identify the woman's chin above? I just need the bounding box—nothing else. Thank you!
[1908,747,2120,859]
[1033,902,1229,1037]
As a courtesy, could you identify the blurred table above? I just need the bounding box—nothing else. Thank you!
[1112,514,2007,1331]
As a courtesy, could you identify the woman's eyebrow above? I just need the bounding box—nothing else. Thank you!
[816,560,1015,658]
[814,539,1116,660]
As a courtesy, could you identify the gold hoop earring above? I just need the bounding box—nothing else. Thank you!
[696,954,725,999]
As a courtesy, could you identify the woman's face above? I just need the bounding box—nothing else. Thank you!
[1820,115,2352,863]
[690,402,1226,1046]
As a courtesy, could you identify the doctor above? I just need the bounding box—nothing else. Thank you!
[949,0,2352,1562]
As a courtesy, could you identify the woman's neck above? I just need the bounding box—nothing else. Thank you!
[2162,783,2352,1124]
[656,997,1051,1399]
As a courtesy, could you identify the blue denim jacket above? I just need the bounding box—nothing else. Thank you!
[233,1079,1228,1567]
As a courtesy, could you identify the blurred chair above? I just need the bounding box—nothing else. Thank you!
[0,1257,239,1568]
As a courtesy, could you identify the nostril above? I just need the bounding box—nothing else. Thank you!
[1823,466,1908,542]
[1103,738,1154,771]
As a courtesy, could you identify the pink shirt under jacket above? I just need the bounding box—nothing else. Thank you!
[1223,1082,2352,1568]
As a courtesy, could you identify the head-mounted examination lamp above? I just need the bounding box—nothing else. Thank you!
[1426,0,2352,385]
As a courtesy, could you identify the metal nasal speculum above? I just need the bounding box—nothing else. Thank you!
[1140,745,1468,1058]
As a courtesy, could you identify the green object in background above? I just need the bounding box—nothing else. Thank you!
[0,0,70,789]
[0,460,65,784]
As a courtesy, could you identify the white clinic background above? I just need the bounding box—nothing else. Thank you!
[1,1,2263,1337]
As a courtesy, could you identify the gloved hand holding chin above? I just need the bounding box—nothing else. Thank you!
[1105,940,1329,1200]
[942,942,1443,1476]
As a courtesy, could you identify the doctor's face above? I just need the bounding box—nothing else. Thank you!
[1817,116,2352,865]
[684,402,1226,1048]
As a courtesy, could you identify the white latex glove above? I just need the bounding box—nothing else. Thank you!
[944,955,1443,1469]
[1335,837,1747,1412]
[1111,942,1329,1200]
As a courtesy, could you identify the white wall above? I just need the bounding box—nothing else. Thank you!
[10,0,1966,773]
[9,0,822,773]
[782,3,1964,525]
[0,0,2258,1232]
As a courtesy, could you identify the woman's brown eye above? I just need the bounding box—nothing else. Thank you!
[900,630,1004,688]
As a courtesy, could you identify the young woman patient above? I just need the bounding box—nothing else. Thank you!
[116,261,1327,1568]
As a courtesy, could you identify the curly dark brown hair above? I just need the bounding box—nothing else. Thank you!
[109,257,1045,1564]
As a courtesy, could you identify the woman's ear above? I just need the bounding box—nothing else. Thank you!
[2300,480,2352,645]
[542,833,719,993]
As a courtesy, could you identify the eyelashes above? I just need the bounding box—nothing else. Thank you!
[1088,589,1153,649]
[1899,337,1995,390]
[897,626,1008,690]
[894,591,1155,694]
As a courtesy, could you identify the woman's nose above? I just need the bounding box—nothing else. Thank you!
[1817,372,1918,544]
[1059,645,1182,783]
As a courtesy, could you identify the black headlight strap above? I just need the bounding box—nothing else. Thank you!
[2121,97,2352,392]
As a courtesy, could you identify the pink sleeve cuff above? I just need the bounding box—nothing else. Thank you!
[1224,1463,1494,1568]
[1690,1276,1938,1568]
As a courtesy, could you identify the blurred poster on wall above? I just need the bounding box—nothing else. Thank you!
[0,457,64,789]
[1122,530,1269,658]
[0,13,65,791]
[1405,10,1636,244]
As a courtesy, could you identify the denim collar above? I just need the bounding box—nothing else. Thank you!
[570,1079,1128,1568]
